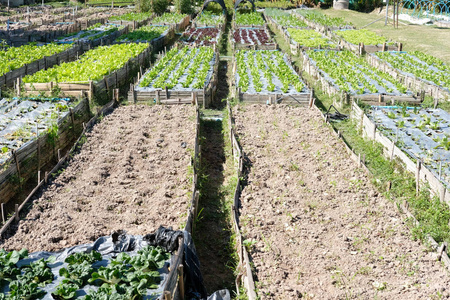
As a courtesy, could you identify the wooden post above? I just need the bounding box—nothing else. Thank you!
[1,203,4,224]
[164,291,172,300]
[439,161,442,180]
[15,204,19,221]
[373,124,377,140]
[57,149,61,161]
[38,170,41,184]
[178,265,185,300]
[156,90,160,104]
[378,94,382,103]
[416,160,421,196]
[45,171,48,184]
[398,42,402,51]
[165,86,169,99]
[13,150,22,190]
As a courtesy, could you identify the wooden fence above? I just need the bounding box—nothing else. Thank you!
[0,98,91,208]
[129,45,220,108]
[19,44,152,104]
[366,53,450,101]
[227,102,258,300]
[299,50,423,107]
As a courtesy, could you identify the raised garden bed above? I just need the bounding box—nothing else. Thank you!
[232,103,448,299]
[1,104,197,253]
[0,97,90,209]
[264,8,307,28]
[179,27,222,47]
[116,25,175,51]
[367,51,450,100]
[57,23,129,51]
[192,11,226,27]
[109,11,154,29]
[129,46,219,107]
[231,27,277,50]
[233,11,265,29]
[151,13,191,32]
[333,29,401,54]
[232,50,311,104]
[0,43,82,88]
[285,28,337,54]
[301,50,422,105]
[292,9,354,32]
[20,43,151,103]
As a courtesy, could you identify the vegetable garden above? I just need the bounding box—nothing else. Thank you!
[231,28,276,50]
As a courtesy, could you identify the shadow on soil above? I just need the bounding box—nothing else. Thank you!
[194,119,235,294]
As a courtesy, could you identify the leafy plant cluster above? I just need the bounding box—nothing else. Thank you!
[116,25,167,42]
[195,11,224,26]
[375,51,450,91]
[370,107,450,185]
[335,29,389,46]
[109,12,153,22]
[287,28,335,48]
[295,9,350,27]
[306,50,408,95]
[152,12,187,24]
[264,8,307,27]
[235,11,265,26]
[0,246,169,300]
[23,43,148,83]
[139,46,214,90]
[0,43,72,76]
[236,50,305,93]
[181,27,220,46]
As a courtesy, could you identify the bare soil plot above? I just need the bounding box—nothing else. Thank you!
[233,104,449,299]
[1,105,196,253]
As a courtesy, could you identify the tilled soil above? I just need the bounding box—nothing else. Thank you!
[233,104,449,299]
[1,105,196,253]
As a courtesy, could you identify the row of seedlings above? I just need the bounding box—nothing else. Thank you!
[300,49,423,106]
[18,43,152,104]
[366,51,450,101]
[116,24,175,52]
[151,12,191,32]
[264,8,339,54]
[291,8,354,33]
[129,44,220,107]
[232,10,277,50]
[232,49,312,104]
[0,43,83,88]
[0,96,91,222]
[0,102,202,299]
[352,102,450,205]
[179,11,226,47]
[56,22,130,51]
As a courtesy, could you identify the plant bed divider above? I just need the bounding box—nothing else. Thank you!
[109,14,154,30]
[78,24,131,51]
[0,98,91,227]
[19,44,152,103]
[128,46,220,108]
[226,102,257,300]
[152,15,191,32]
[0,44,83,88]
[365,53,450,101]
[350,101,450,207]
[290,10,355,34]
[299,50,422,107]
[313,101,450,272]
[0,98,197,300]
[230,53,313,105]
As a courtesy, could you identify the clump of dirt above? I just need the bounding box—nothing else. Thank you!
[233,104,448,299]
[1,105,196,253]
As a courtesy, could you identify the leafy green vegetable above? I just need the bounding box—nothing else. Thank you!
[235,11,265,26]
[19,257,55,286]
[7,280,46,299]
[59,261,94,286]
[0,248,28,284]
[51,282,79,300]
[65,251,102,265]
[84,284,142,300]
[152,13,187,24]
[287,28,335,48]
[335,29,388,45]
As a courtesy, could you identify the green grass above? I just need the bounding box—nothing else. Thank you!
[319,8,450,64]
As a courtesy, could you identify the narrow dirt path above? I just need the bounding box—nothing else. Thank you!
[233,104,449,299]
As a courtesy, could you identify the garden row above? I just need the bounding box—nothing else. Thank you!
[0,103,200,300]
